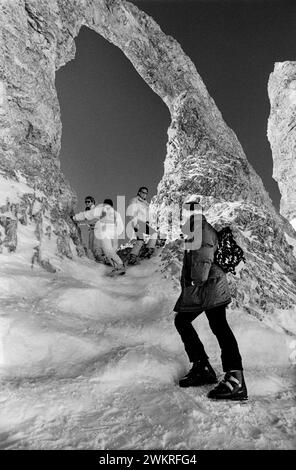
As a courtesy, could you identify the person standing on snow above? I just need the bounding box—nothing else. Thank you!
[82,196,105,262]
[126,186,157,265]
[73,198,125,277]
[174,196,248,401]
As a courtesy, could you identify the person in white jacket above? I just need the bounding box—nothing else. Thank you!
[73,199,125,276]
[82,196,104,262]
[126,187,157,265]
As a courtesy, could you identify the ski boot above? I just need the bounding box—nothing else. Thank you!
[207,370,248,401]
[179,360,217,388]
[103,256,112,266]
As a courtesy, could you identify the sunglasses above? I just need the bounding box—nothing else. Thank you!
[140,190,148,195]
[85,200,92,204]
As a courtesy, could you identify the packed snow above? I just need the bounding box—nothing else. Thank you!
[0,248,295,450]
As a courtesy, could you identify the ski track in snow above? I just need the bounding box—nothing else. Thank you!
[0,255,295,450]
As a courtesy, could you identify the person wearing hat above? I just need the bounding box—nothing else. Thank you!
[126,186,157,265]
[174,195,248,401]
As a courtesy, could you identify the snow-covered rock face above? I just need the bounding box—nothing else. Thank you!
[268,62,296,225]
[0,0,296,330]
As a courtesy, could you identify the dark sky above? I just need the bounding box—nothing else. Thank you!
[56,0,296,212]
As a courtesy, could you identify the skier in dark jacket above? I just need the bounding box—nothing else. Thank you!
[174,196,248,401]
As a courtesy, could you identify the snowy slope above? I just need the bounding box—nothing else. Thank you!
[0,251,295,450]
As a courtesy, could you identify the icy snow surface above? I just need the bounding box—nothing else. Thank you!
[0,252,295,450]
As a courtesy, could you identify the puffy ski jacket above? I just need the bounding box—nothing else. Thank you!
[174,215,231,314]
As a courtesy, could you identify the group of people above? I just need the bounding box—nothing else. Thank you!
[72,186,157,277]
[72,190,248,401]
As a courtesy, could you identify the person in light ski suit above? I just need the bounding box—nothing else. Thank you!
[73,198,125,276]
[174,196,248,401]
[126,186,157,265]
[82,196,105,262]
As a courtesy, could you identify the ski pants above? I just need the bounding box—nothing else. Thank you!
[130,221,157,256]
[174,305,243,371]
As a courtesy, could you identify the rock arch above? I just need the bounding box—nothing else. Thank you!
[0,0,296,330]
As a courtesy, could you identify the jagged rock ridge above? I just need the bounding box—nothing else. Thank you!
[268,62,296,229]
[0,0,295,333]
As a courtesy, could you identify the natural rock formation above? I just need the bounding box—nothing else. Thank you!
[268,62,296,229]
[0,0,295,332]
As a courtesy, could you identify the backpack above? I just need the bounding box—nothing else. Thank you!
[214,226,246,274]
